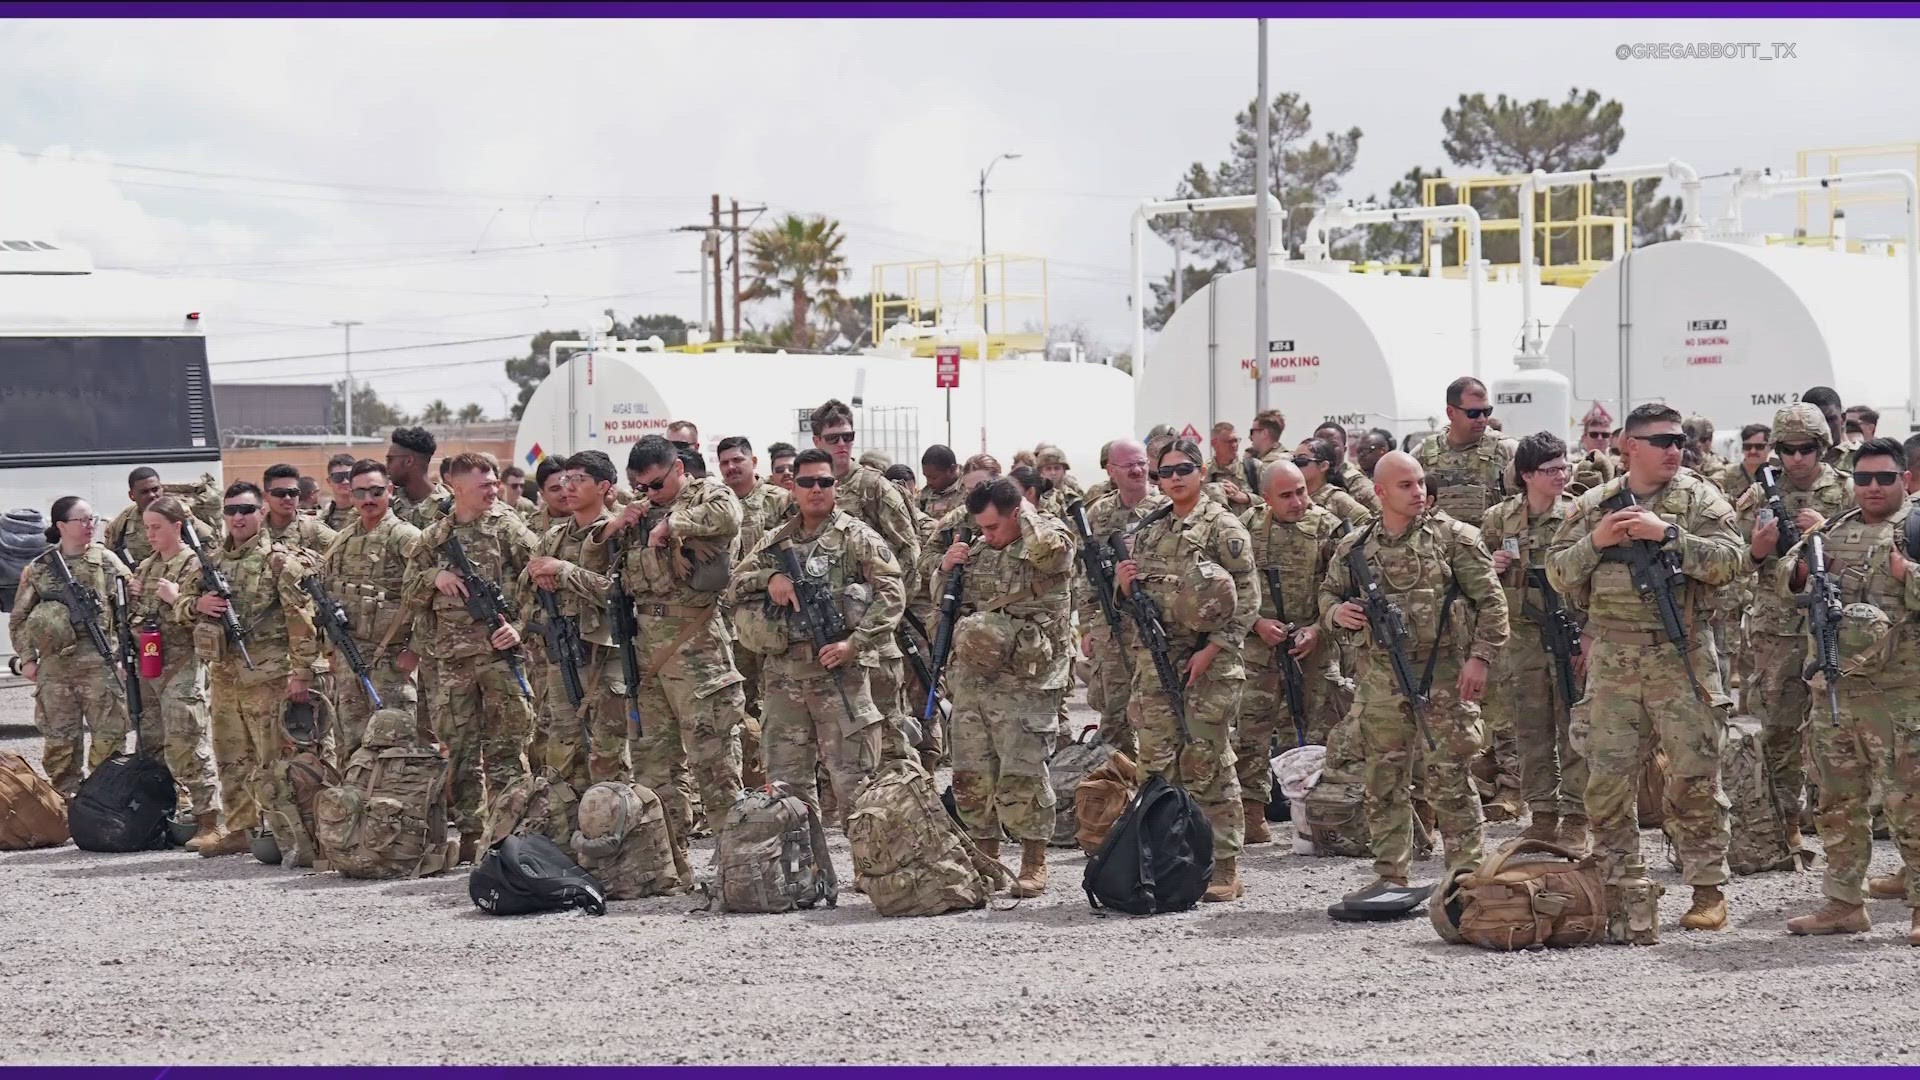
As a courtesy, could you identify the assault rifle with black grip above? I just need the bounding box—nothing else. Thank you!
[1343,531,1437,750]
[303,575,382,708]
[774,540,860,723]
[1756,465,1801,557]
[533,586,587,712]
[180,526,254,671]
[112,575,140,722]
[1065,500,1133,678]
[605,535,644,737]
[1262,565,1310,747]
[1524,568,1582,720]
[924,527,971,722]
[1109,504,1188,740]
[1799,530,1843,726]
[443,530,532,698]
[45,549,119,680]
[897,610,949,726]
[1595,489,1704,702]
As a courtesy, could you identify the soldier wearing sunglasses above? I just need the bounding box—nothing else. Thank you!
[318,459,423,760]
[262,463,338,558]
[318,453,358,531]
[1414,376,1517,529]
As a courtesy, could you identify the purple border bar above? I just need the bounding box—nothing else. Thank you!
[7,1,1920,15]
[15,1071,1920,1077]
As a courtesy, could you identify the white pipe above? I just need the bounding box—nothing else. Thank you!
[1131,190,1282,382]
[1733,168,1920,443]
[1316,203,1484,377]
[1254,18,1271,414]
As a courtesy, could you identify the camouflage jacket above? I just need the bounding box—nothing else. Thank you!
[1479,492,1580,634]
[266,511,339,558]
[1339,461,1381,514]
[8,545,130,665]
[183,528,324,684]
[1415,430,1516,528]
[1570,449,1618,497]
[948,504,1077,690]
[1715,461,1760,503]
[102,503,215,568]
[392,481,452,531]
[733,482,791,564]
[1318,510,1510,670]
[917,479,966,530]
[1243,503,1342,672]
[1126,496,1259,677]
[519,507,616,648]
[1313,484,1374,532]
[601,477,745,698]
[837,463,922,571]
[130,546,204,678]
[528,504,567,538]
[1771,503,1920,688]
[403,503,539,663]
[732,507,905,670]
[1736,462,1854,637]
[1545,472,1744,637]
[317,497,356,532]
[1074,488,1170,643]
[321,510,421,657]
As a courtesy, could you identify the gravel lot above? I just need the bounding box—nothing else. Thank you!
[4,678,1920,1065]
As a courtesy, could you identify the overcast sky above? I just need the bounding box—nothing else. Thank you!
[3,16,1916,417]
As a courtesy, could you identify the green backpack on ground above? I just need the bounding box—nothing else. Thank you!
[847,759,1009,917]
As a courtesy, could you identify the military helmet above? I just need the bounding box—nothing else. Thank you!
[362,707,417,749]
[952,610,1017,673]
[281,692,335,748]
[574,782,644,855]
[1834,602,1895,677]
[1772,402,1832,450]
[1036,446,1071,469]
[1165,559,1239,633]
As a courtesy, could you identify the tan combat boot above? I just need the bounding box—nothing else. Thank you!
[1008,839,1049,898]
[183,812,221,852]
[1243,800,1272,845]
[1868,873,1908,901]
[1518,812,1559,844]
[1555,814,1593,855]
[1680,885,1728,930]
[1786,899,1869,936]
[1202,856,1242,902]
[974,838,1000,860]
[197,828,252,858]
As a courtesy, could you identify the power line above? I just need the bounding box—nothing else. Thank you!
[211,333,526,369]
[215,353,512,385]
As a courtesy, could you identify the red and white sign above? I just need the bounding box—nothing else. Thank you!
[935,347,961,388]
[1179,423,1201,440]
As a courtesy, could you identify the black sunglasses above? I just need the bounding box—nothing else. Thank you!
[1853,470,1903,488]
[222,504,259,516]
[636,476,672,493]
[1741,442,1769,451]
[1460,407,1494,420]
[350,485,388,500]
[1777,442,1821,458]
[268,487,301,499]
[1291,456,1317,469]
[794,475,837,489]
[1155,462,1201,480]
[1635,433,1686,450]
[821,432,857,446]
[328,472,351,483]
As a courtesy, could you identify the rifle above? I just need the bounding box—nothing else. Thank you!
[1242,456,1261,498]
[533,586,587,712]
[605,535,644,737]
[1524,568,1582,722]
[1596,490,1704,703]
[179,526,254,671]
[45,550,119,681]
[1344,526,1443,750]
[774,540,860,724]
[1799,531,1843,727]
[923,527,971,722]
[443,529,532,698]
[1109,504,1189,742]
[1065,500,1134,678]
[895,616,949,726]
[112,575,140,724]
[303,574,382,709]
[1756,465,1801,558]
[1262,564,1309,748]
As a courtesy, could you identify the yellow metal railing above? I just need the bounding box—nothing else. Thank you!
[1796,142,1920,237]
[870,254,1049,358]
[1417,173,1631,288]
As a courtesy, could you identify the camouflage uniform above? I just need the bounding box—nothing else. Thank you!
[129,546,220,816]
[1072,488,1171,757]
[944,505,1075,843]
[1479,492,1587,822]
[1736,429,1852,852]
[731,508,901,824]
[102,505,214,569]
[604,476,747,862]
[1414,431,1515,528]
[1547,472,1745,885]
[1339,461,1381,515]
[1239,503,1347,803]
[184,529,324,834]
[917,479,966,527]
[267,512,338,558]
[1570,450,1618,498]
[392,482,453,532]
[1125,498,1259,859]
[7,546,133,795]
[316,497,355,533]
[519,507,633,790]
[1319,512,1509,882]
[730,482,791,718]
[320,510,422,761]
[1772,504,1920,909]
[1312,485,1373,532]
[835,463,922,761]
[402,504,537,840]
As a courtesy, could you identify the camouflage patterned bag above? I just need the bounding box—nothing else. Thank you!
[263,749,340,868]
[1303,778,1370,858]
[1667,715,1803,875]
[1074,751,1140,856]
[1048,732,1115,847]
[316,745,455,880]
[569,782,681,900]
[483,773,580,849]
[847,759,1010,916]
[713,783,836,913]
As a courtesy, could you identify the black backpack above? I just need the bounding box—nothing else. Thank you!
[1083,773,1214,915]
[69,752,180,853]
[469,833,609,916]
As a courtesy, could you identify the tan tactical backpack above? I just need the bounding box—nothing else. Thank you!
[0,751,69,850]
[712,783,836,913]
[483,773,581,849]
[847,759,1010,916]
[264,749,340,868]
[1669,715,1807,875]
[569,782,681,900]
[1073,750,1140,856]
[1430,838,1607,950]
[315,711,455,879]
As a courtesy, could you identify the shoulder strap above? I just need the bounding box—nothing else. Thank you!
[1904,507,1920,561]
[1420,578,1462,696]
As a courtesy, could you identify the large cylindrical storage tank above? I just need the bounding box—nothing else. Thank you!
[1139,265,1577,449]
[1545,240,1916,440]
[514,351,1134,485]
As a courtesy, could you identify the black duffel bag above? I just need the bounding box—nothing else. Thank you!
[69,752,181,853]
[1083,772,1213,915]
[469,833,608,916]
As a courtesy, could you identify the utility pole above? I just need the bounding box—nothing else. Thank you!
[730,198,742,341]
[710,195,725,343]
[332,319,362,443]
[677,197,766,346]
[1253,19,1272,413]
[976,152,1022,340]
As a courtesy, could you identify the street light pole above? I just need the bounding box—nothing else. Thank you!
[1253,20,1272,413]
[976,151,1021,341]
[332,319,362,444]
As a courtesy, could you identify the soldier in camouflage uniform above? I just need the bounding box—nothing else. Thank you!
[8,498,132,798]
[1247,409,1288,485]
[605,435,748,876]
[1802,385,1856,473]
[1479,433,1589,848]
[1683,416,1728,480]
[1571,411,1620,497]
[1073,440,1160,759]
[123,495,222,847]
[1298,438,1373,532]
[1204,420,1252,506]
[915,455,1004,762]
[1115,437,1258,902]
[500,465,538,516]
[810,399,923,763]
[316,454,358,531]
[1315,422,1381,517]
[1769,439,1920,942]
[386,426,453,531]
[402,453,538,862]
[318,460,421,763]
[1321,451,1508,895]
[1238,459,1346,844]
[731,448,902,826]
[1547,403,1746,930]
[717,436,792,721]
[1036,445,1085,506]
[262,463,339,556]
[101,467,217,568]
[937,478,1075,896]
[1738,402,1854,861]
[917,445,966,525]
[1708,424,1773,705]
[527,456,571,538]
[183,482,327,856]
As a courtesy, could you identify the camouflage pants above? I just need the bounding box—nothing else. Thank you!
[629,635,745,857]
[761,658,883,828]
[208,669,290,834]
[1354,658,1486,882]
[33,654,128,797]
[1235,652,1345,803]
[1746,631,1812,847]
[736,643,764,719]
[950,671,1059,843]
[524,663,548,778]
[430,653,534,838]
[872,655,917,763]
[1130,641,1242,859]
[1573,637,1731,886]
[1812,682,1920,907]
[1483,633,1587,818]
[332,650,417,768]
[537,647,633,791]
[1086,628,1137,757]
[136,660,220,817]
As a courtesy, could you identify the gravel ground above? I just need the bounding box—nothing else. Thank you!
[4,680,1920,1065]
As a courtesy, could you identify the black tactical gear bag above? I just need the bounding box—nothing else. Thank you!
[69,752,180,853]
[1083,773,1213,915]
[469,833,608,916]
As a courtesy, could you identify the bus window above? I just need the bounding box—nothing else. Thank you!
[0,336,219,468]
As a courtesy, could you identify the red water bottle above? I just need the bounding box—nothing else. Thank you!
[137,621,164,679]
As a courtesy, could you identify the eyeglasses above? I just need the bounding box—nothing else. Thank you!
[1534,464,1572,477]
[1853,470,1903,488]
[328,472,351,483]
[1154,462,1201,480]
[771,464,794,476]
[1291,456,1317,469]
[794,475,837,489]
[669,440,692,450]
[560,474,596,486]
[821,431,857,446]
[59,515,97,528]
[350,485,387,500]
[268,487,301,499]
[1742,442,1769,452]
[1459,407,1494,420]
[1635,433,1687,450]
[222,504,260,516]
[1777,442,1821,458]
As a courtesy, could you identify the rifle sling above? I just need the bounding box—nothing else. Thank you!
[1420,580,1462,696]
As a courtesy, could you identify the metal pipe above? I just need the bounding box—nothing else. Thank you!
[1254,18,1271,413]
[1130,190,1283,382]
[1317,203,1483,376]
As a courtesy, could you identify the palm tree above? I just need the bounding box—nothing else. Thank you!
[421,400,453,425]
[741,213,848,351]
[457,403,485,424]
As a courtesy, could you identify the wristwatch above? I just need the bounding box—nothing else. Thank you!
[1662,524,1680,545]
